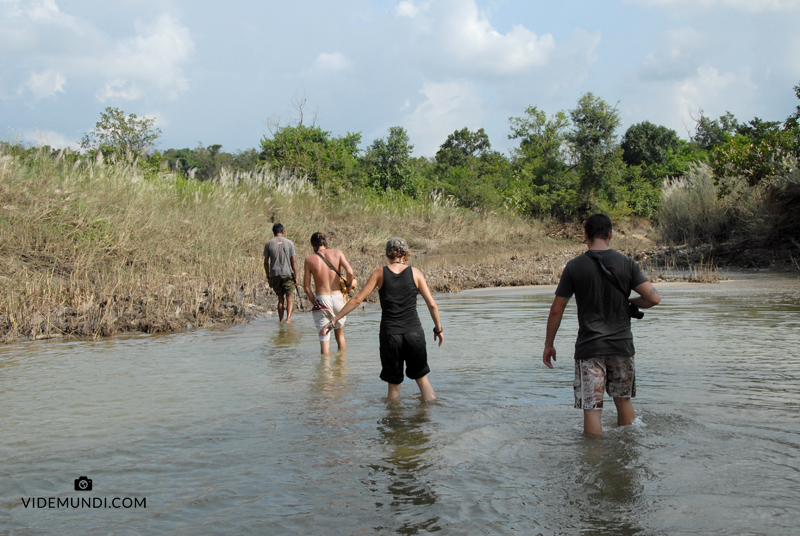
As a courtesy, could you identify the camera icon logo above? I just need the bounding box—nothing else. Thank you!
[74,476,92,491]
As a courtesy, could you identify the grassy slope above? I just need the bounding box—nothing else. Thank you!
[5,150,638,342]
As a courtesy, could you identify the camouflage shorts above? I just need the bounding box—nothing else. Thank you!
[574,355,636,410]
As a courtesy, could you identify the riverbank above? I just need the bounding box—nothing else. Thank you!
[0,150,572,342]
[1,241,723,343]
[0,149,732,342]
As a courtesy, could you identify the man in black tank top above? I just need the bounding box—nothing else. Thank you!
[320,237,444,401]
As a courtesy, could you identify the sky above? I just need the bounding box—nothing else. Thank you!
[2,0,800,157]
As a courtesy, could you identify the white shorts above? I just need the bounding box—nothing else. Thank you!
[312,294,347,342]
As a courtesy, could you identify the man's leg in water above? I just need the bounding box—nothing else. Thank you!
[319,340,331,355]
[415,375,436,401]
[334,327,346,350]
[583,409,603,435]
[613,397,635,426]
[387,383,402,399]
[285,293,294,323]
[277,295,285,322]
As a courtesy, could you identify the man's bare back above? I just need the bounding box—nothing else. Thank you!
[303,235,355,354]
[303,248,354,301]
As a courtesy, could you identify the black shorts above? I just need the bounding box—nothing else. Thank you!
[379,330,429,384]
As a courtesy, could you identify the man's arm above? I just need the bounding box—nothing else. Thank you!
[290,255,298,285]
[303,258,314,302]
[543,296,569,368]
[630,281,661,309]
[320,267,383,337]
[264,256,270,278]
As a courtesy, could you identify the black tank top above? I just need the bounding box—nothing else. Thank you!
[379,265,423,335]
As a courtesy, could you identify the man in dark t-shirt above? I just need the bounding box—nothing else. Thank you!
[543,214,661,435]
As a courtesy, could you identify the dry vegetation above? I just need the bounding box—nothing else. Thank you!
[1,149,722,343]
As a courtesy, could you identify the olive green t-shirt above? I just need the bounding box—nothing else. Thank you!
[555,249,649,360]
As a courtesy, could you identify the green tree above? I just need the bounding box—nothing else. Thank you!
[80,107,161,158]
[506,106,577,219]
[693,111,738,151]
[363,126,417,193]
[736,117,782,141]
[566,93,625,211]
[259,123,361,186]
[509,106,569,169]
[430,127,512,209]
[710,124,796,195]
[787,82,800,134]
[435,127,491,168]
[621,121,680,167]
[704,81,800,244]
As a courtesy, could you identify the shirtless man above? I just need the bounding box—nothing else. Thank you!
[303,232,356,354]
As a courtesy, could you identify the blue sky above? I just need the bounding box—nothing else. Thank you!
[2,0,799,156]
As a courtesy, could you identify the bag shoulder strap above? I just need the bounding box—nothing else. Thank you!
[284,244,295,278]
[585,251,627,297]
[316,251,344,280]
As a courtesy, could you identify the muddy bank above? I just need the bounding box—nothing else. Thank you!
[642,242,800,272]
[4,245,743,343]
[1,251,577,342]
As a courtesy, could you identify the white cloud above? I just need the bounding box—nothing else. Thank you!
[623,26,764,134]
[312,52,352,74]
[627,0,800,12]
[98,80,143,101]
[99,14,193,100]
[145,111,168,129]
[638,26,708,81]
[23,128,78,149]
[539,28,601,95]
[395,0,420,18]
[787,32,800,74]
[27,69,66,99]
[403,80,483,155]
[674,66,742,118]
[26,0,59,20]
[397,0,556,77]
[625,65,758,136]
[1,3,194,102]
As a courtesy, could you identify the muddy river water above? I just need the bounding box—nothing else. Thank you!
[1,274,799,535]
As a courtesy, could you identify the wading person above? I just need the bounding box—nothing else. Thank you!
[303,232,356,354]
[264,223,298,323]
[543,213,661,435]
[321,237,443,401]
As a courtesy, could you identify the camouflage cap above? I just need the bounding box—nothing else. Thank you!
[385,237,409,255]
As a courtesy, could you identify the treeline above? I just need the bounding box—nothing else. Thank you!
[161,85,800,229]
[7,82,800,243]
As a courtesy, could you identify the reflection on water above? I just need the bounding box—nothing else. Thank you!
[1,275,799,534]
[310,351,354,427]
[575,434,645,536]
[370,403,438,534]
[271,321,300,347]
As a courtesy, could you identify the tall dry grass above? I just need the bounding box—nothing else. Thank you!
[657,163,768,245]
[1,148,566,342]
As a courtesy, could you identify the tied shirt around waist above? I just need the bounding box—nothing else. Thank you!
[379,266,423,335]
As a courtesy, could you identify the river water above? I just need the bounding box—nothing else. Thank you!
[1,274,799,535]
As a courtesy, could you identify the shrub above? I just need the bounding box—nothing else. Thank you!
[657,163,767,245]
